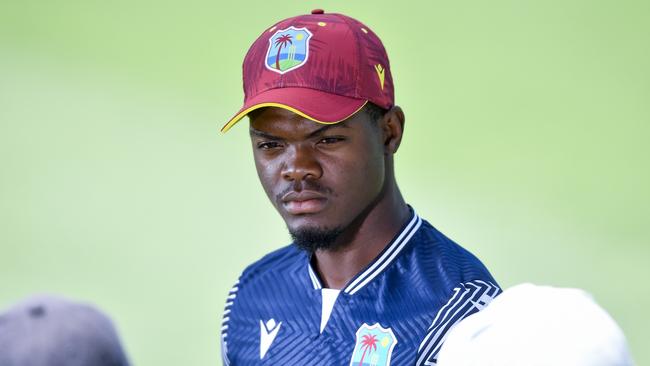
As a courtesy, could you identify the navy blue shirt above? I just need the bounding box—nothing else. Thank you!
[221,210,500,366]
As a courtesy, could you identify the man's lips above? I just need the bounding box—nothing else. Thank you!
[281,191,328,215]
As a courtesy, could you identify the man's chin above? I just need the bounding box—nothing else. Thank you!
[288,225,344,253]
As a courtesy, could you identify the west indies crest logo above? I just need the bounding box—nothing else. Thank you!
[349,323,397,366]
[265,26,312,74]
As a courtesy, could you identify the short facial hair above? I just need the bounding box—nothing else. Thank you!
[289,226,344,253]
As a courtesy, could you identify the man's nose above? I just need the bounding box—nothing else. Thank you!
[281,145,322,182]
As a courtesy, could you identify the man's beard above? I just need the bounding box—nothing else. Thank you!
[289,226,344,253]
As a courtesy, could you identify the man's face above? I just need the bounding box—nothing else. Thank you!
[249,107,387,249]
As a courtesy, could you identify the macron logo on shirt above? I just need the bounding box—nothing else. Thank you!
[260,318,282,359]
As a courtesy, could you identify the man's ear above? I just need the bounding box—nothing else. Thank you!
[380,106,405,154]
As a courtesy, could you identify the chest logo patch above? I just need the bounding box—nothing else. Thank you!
[260,318,281,359]
[265,26,312,74]
[349,323,397,366]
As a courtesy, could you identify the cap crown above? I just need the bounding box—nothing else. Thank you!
[242,12,394,109]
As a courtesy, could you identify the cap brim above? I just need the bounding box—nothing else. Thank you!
[221,88,368,133]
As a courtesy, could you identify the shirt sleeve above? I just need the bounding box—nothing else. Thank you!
[415,279,501,366]
[221,279,240,366]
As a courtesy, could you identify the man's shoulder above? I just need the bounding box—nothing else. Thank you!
[238,243,304,285]
[411,218,498,287]
[417,219,486,261]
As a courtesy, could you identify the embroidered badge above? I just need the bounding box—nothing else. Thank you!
[265,26,312,74]
[349,323,397,366]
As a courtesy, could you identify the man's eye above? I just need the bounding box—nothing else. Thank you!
[318,137,344,145]
[257,141,282,150]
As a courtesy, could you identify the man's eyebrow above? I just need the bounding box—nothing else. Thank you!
[249,122,349,140]
[306,122,349,138]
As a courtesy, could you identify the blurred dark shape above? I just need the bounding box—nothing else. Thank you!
[0,294,130,366]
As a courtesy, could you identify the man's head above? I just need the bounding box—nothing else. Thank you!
[0,294,131,366]
[249,103,404,252]
[437,284,634,366]
[224,10,404,251]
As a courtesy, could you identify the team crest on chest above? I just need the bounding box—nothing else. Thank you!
[265,26,312,74]
[349,323,397,366]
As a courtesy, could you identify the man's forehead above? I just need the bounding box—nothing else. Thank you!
[249,107,354,135]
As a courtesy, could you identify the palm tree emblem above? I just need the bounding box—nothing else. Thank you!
[265,27,312,74]
[358,333,378,366]
[273,34,293,70]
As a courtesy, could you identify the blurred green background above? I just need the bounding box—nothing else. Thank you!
[1,0,648,365]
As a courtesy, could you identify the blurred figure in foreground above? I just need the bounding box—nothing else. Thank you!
[437,283,634,366]
[0,294,130,366]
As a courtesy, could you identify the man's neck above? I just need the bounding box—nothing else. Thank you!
[312,186,410,290]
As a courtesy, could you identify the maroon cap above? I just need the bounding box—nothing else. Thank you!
[222,9,394,132]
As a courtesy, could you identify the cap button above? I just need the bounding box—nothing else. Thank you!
[311,9,325,14]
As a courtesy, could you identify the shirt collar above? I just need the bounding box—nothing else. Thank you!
[307,208,423,295]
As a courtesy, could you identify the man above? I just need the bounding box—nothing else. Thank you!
[0,294,131,366]
[437,284,635,366]
[220,9,499,365]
